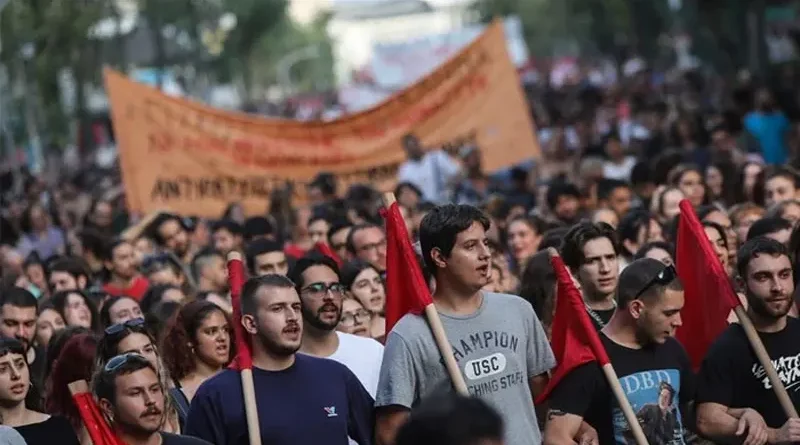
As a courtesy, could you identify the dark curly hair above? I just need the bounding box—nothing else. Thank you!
[45,333,97,432]
[160,300,234,381]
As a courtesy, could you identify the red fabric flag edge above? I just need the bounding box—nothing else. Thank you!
[228,256,252,370]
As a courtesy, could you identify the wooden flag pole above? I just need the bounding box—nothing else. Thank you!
[382,193,469,395]
[733,305,798,418]
[602,365,650,445]
[227,252,263,445]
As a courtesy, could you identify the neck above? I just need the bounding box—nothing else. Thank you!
[602,314,642,349]
[0,402,30,426]
[433,278,482,315]
[251,340,295,371]
[190,358,222,381]
[197,278,214,293]
[371,315,386,338]
[114,426,161,445]
[299,325,339,357]
[747,309,788,334]
[110,274,136,288]
[585,291,615,311]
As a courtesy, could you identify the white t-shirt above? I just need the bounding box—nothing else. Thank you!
[397,151,460,203]
[603,156,637,181]
[328,331,384,397]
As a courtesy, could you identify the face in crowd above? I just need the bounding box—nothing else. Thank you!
[244,282,303,357]
[0,303,36,352]
[351,226,387,272]
[36,307,65,347]
[506,219,542,266]
[740,248,794,321]
[348,266,385,315]
[99,359,166,437]
[108,241,138,280]
[338,299,371,338]
[430,220,494,291]
[577,237,618,302]
[299,263,345,332]
[157,218,191,259]
[0,346,30,405]
[192,308,232,368]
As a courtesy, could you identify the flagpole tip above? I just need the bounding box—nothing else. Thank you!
[227,251,242,263]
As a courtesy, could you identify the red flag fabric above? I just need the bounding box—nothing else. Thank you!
[315,241,342,267]
[227,256,253,371]
[536,256,610,404]
[72,392,125,445]
[382,202,434,333]
[675,199,741,370]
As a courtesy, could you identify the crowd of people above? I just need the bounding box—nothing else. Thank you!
[0,62,800,445]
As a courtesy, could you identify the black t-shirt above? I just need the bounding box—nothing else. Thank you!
[26,345,46,411]
[15,415,80,445]
[548,335,695,445]
[587,308,615,331]
[162,432,213,444]
[696,317,800,429]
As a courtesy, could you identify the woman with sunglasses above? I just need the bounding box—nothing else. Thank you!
[161,301,234,429]
[50,290,99,332]
[340,260,386,340]
[0,338,80,444]
[96,318,180,433]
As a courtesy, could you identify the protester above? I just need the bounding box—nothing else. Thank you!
[46,256,90,292]
[93,353,211,444]
[347,223,388,273]
[185,274,375,445]
[44,333,97,439]
[140,284,187,315]
[375,204,555,445]
[696,238,800,443]
[34,301,65,348]
[0,338,79,444]
[190,247,229,294]
[291,253,384,396]
[244,238,289,277]
[0,287,45,409]
[328,219,354,262]
[99,295,144,328]
[506,215,545,273]
[102,238,149,300]
[149,214,195,265]
[210,219,243,257]
[141,252,192,289]
[50,289,99,331]
[543,258,694,445]
[340,259,386,340]
[338,297,373,338]
[561,222,620,330]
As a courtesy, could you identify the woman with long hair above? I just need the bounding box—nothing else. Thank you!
[35,301,65,349]
[50,290,99,332]
[518,251,557,339]
[94,318,180,433]
[45,333,97,441]
[340,260,386,340]
[160,300,234,427]
[668,164,708,207]
[506,215,545,273]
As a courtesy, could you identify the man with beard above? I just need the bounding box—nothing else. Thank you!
[0,287,45,410]
[150,213,195,265]
[190,248,230,295]
[291,253,384,396]
[185,274,374,445]
[561,222,620,331]
[102,239,150,301]
[94,353,210,444]
[543,258,694,445]
[696,238,800,444]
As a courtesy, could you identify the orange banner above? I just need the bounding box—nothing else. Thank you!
[105,20,539,218]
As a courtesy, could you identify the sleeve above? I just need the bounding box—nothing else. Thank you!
[524,302,556,377]
[694,332,738,407]
[374,331,418,409]
[185,386,227,445]
[344,367,376,445]
[547,362,604,417]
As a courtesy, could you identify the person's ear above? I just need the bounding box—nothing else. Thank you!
[98,398,114,424]
[242,314,258,335]
[430,247,447,269]
[629,300,645,319]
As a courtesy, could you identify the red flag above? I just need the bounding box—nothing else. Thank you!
[315,241,342,267]
[536,256,610,404]
[72,391,125,445]
[227,256,253,370]
[675,199,741,370]
[382,202,433,333]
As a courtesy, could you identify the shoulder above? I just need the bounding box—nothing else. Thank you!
[389,313,429,338]
[195,368,240,396]
[484,292,535,314]
[296,353,352,374]
[161,432,213,444]
[337,332,384,354]
[705,323,747,357]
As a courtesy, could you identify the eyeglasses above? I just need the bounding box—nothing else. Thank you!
[104,352,147,372]
[104,317,146,336]
[357,239,387,254]
[339,309,372,327]
[301,282,345,299]
[633,264,677,299]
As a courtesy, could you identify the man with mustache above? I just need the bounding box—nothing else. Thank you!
[185,274,375,445]
[292,253,384,397]
[696,238,800,444]
[94,353,209,444]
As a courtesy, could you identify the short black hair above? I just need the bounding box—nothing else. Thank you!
[308,172,337,197]
[243,216,274,241]
[288,252,340,291]
[340,259,378,290]
[327,218,353,242]
[148,213,184,246]
[630,161,652,186]
[561,221,618,270]
[211,219,243,236]
[746,217,793,241]
[616,258,683,307]
[93,353,158,405]
[190,247,224,283]
[0,286,37,311]
[240,274,296,316]
[618,210,659,256]
[546,181,581,210]
[395,394,503,445]
[537,226,569,252]
[766,166,800,188]
[103,238,130,263]
[244,239,285,275]
[737,237,790,278]
[419,204,490,275]
[597,178,631,201]
[47,256,90,283]
[394,182,422,200]
[634,241,675,261]
[346,223,383,255]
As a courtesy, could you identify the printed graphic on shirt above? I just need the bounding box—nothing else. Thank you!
[612,369,686,445]
[449,330,525,397]
[324,406,338,418]
[752,353,800,391]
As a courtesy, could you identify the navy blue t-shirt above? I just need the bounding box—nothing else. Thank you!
[184,354,375,445]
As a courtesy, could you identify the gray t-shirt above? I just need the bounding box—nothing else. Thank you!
[375,292,555,445]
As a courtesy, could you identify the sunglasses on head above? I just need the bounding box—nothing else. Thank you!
[104,317,146,336]
[104,352,148,373]
[633,264,677,299]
